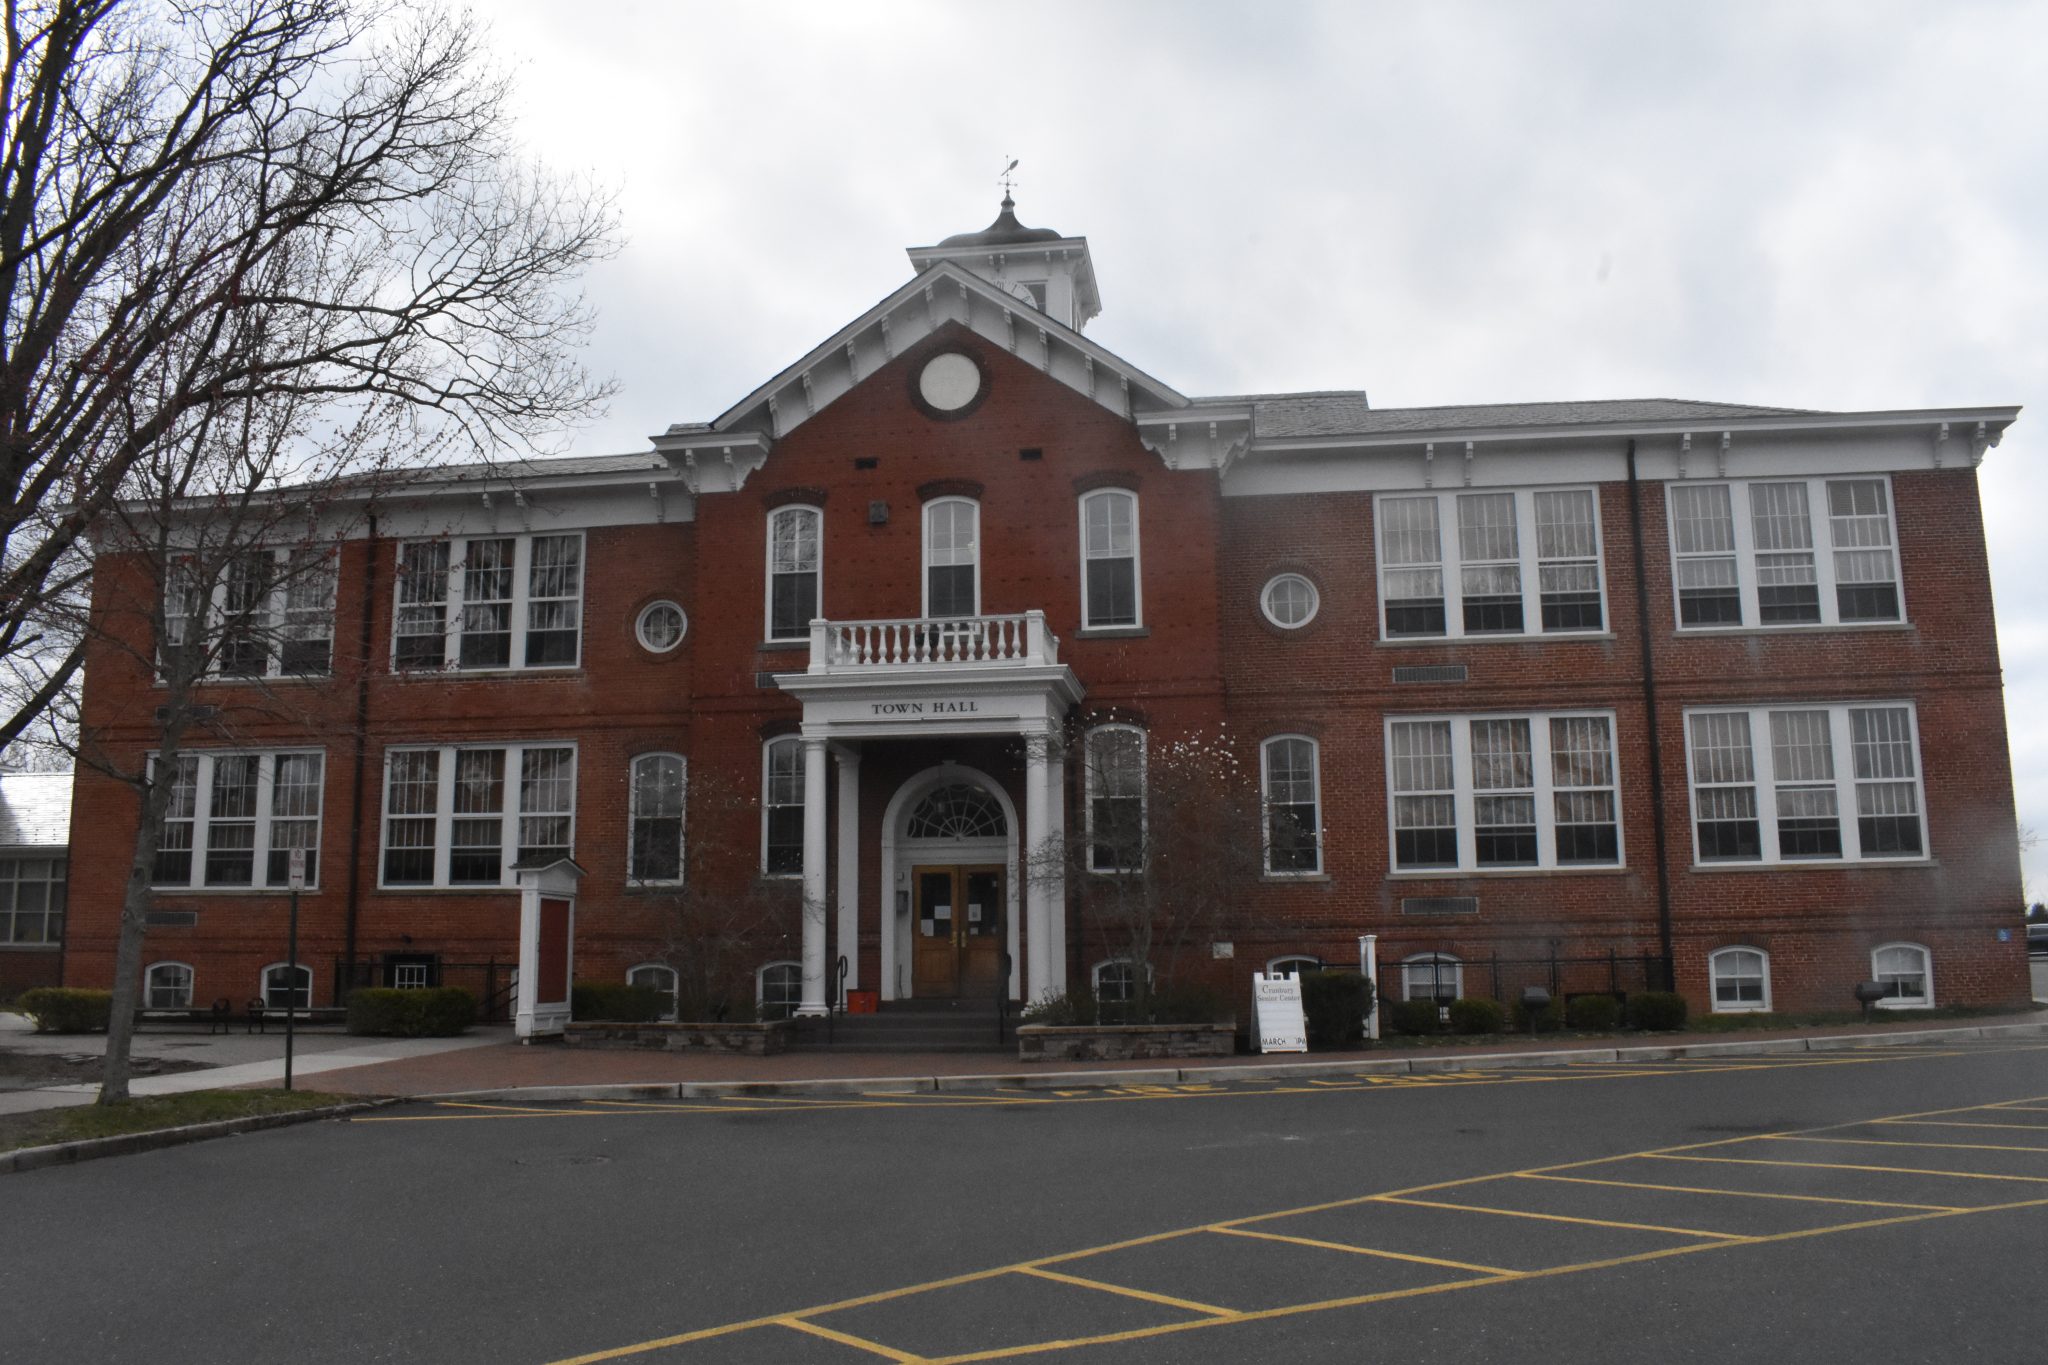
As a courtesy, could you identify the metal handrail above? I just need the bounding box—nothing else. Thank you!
[825,955,849,1044]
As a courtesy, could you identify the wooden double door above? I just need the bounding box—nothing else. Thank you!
[911,864,1006,998]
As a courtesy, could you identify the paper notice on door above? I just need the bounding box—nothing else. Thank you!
[935,904,950,919]
[968,905,982,923]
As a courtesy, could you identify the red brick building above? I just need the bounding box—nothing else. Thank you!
[63,198,2030,1023]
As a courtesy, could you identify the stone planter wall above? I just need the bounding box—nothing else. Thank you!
[1016,1022,1236,1062]
[563,1020,794,1056]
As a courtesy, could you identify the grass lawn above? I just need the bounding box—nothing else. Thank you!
[0,1089,360,1156]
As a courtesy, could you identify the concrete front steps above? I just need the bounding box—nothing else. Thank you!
[792,998,1013,1053]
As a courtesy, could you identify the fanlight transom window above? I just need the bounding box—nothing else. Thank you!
[905,784,1008,840]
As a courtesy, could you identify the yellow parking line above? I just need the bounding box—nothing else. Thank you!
[1517,1172,1963,1212]
[1772,1134,2048,1155]
[1651,1154,2048,1184]
[781,1316,927,1362]
[1016,1266,1236,1318]
[1874,1119,2048,1133]
[1375,1194,1747,1241]
[1211,1225,1519,1276]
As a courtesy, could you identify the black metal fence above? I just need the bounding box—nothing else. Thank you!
[1381,948,1673,1008]
[333,958,517,1022]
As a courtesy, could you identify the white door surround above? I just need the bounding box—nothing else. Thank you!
[881,764,1021,1002]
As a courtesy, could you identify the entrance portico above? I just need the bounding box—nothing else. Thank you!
[774,611,1082,1015]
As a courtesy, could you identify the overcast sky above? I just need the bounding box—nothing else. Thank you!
[484,0,2048,896]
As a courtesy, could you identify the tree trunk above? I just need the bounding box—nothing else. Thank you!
[98,726,184,1104]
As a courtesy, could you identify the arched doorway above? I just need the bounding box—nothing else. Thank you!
[880,765,1020,1001]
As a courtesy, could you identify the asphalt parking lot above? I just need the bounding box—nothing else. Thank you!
[7,1042,2048,1364]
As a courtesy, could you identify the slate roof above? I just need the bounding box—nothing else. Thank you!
[403,451,669,485]
[0,771,70,849]
[1197,393,1823,441]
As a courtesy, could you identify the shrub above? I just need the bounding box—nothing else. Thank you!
[1512,997,1563,1033]
[1447,997,1505,1035]
[1021,986,1097,1027]
[1567,994,1622,1032]
[1387,998,1441,1036]
[17,987,111,1033]
[1626,991,1689,1032]
[1150,981,1234,1025]
[346,987,477,1037]
[1299,971,1375,1048]
[570,981,668,1023]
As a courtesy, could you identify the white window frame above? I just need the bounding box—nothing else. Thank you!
[922,496,982,619]
[1401,953,1464,1002]
[1259,735,1324,877]
[760,737,805,878]
[150,750,326,891]
[1384,712,1623,874]
[1091,958,1153,1003]
[1682,702,1928,866]
[0,855,65,946]
[1083,724,1147,874]
[260,962,312,1009]
[634,601,688,653]
[758,959,802,1019]
[1078,488,1142,629]
[628,753,687,886]
[162,546,339,680]
[1871,942,1934,1009]
[765,505,823,643]
[1374,487,1608,641]
[377,742,577,889]
[628,963,680,1020]
[1260,573,1319,630]
[1666,476,1906,631]
[1265,954,1322,978]
[389,532,585,672]
[145,962,194,1010]
[1708,946,1772,1013]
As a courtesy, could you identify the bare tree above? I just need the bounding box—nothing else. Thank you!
[0,0,617,751]
[1030,724,1263,1018]
[6,0,619,1100]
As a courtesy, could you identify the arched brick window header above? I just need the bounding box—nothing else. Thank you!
[1073,470,1141,495]
[762,486,828,510]
[916,479,985,502]
[758,716,800,741]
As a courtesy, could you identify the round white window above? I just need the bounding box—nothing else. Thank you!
[1261,574,1319,629]
[635,600,687,653]
[917,352,982,412]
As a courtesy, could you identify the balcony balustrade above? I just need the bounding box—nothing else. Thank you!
[806,611,1060,674]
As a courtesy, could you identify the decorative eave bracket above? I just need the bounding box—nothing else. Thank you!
[651,430,773,495]
[1134,413,1253,473]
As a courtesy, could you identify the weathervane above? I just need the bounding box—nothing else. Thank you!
[998,157,1019,199]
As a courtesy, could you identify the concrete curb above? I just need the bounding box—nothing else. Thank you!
[0,1098,399,1176]
[417,1019,2048,1105]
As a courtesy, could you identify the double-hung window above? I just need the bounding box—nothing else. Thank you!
[151,750,325,890]
[767,507,822,641]
[1668,477,1902,629]
[1685,703,1926,864]
[629,753,686,884]
[379,743,576,888]
[1709,947,1771,1013]
[1387,713,1621,872]
[1084,725,1146,872]
[391,534,584,671]
[1260,736,1322,875]
[761,738,805,876]
[0,858,65,945]
[1376,488,1606,640]
[1079,490,1141,627]
[161,548,337,678]
[923,498,980,618]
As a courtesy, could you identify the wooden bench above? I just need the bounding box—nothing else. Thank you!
[135,998,236,1033]
[245,1004,347,1032]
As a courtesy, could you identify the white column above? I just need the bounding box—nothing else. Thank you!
[798,734,830,1016]
[835,746,860,991]
[1045,744,1068,995]
[1024,730,1052,1003]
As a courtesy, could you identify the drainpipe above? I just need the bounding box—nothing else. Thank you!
[342,514,379,987]
[1625,441,1676,989]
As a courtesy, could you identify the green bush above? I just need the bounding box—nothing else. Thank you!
[1299,971,1375,1048]
[17,987,111,1033]
[1447,997,1505,1035]
[1567,994,1622,1031]
[1150,981,1234,1025]
[346,986,476,1037]
[1626,991,1689,1031]
[570,981,668,1023]
[1512,997,1563,1032]
[1387,998,1441,1035]
[1021,986,1097,1026]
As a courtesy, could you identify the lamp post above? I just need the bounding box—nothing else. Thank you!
[285,848,305,1090]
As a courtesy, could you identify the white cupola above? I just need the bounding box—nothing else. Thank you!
[905,195,1102,333]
